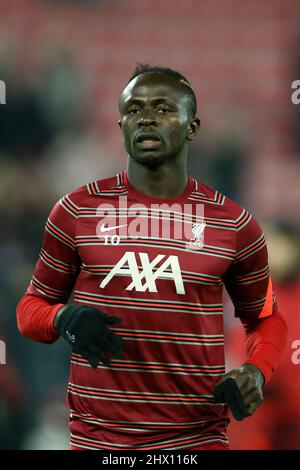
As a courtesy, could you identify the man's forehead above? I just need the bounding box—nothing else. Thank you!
[121,72,187,102]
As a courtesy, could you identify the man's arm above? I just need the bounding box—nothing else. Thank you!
[214,311,287,419]
[17,196,80,343]
[242,309,288,386]
[16,194,123,367]
[215,213,288,420]
[16,294,64,343]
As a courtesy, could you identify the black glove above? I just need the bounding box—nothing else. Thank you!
[213,378,250,421]
[56,305,123,369]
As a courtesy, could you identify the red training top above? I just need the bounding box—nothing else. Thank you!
[17,171,287,450]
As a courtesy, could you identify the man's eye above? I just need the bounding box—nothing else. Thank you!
[128,108,140,114]
[157,107,170,113]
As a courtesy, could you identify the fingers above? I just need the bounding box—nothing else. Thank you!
[213,378,250,421]
[93,323,123,350]
[224,381,249,421]
[95,349,112,368]
[246,401,259,416]
[72,321,123,366]
[237,372,264,415]
[239,374,263,397]
[213,366,264,420]
[74,345,112,368]
[74,331,123,368]
[225,368,249,391]
[93,330,123,358]
[240,387,263,414]
[102,315,123,325]
[93,316,124,356]
[79,307,123,326]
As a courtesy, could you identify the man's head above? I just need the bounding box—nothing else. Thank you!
[119,64,200,167]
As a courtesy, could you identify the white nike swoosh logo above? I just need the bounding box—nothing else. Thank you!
[100,223,128,233]
[66,331,75,343]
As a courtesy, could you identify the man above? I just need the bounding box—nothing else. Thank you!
[17,65,287,450]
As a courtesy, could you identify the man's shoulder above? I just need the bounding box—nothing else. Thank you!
[195,178,249,223]
[64,172,126,207]
[196,180,245,215]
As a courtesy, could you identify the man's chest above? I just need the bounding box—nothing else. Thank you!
[74,203,236,295]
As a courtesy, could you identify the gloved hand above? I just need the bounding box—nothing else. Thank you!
[213,378,249,420]
[55,304,123,368]
[213,364,264,420]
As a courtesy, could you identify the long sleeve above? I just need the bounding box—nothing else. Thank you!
[242,311,288,384]
[224,214,276,320]
[17,294,63,343]
[224,213,288,383]
[16,195,81,343]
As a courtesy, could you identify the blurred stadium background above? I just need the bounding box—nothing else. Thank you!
[0,0,299,449]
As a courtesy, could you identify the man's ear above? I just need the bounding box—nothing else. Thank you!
[186,117,200,141]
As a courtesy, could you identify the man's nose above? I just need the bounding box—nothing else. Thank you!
[137,110,157,127]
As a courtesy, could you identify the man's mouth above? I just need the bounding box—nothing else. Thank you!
[135,133,161,150]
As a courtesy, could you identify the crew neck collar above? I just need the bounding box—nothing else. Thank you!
[121,170,195,204]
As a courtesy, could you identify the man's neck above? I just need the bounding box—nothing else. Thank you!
[127,158,189,199]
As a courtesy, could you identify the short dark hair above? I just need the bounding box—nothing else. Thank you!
[126,63,197,117]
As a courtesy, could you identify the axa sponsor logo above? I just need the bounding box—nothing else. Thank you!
[99,251,185,295]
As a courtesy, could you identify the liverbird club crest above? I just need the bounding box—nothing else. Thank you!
[187,222,206,249]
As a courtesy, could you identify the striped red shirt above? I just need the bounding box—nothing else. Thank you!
[24,170,277,450]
